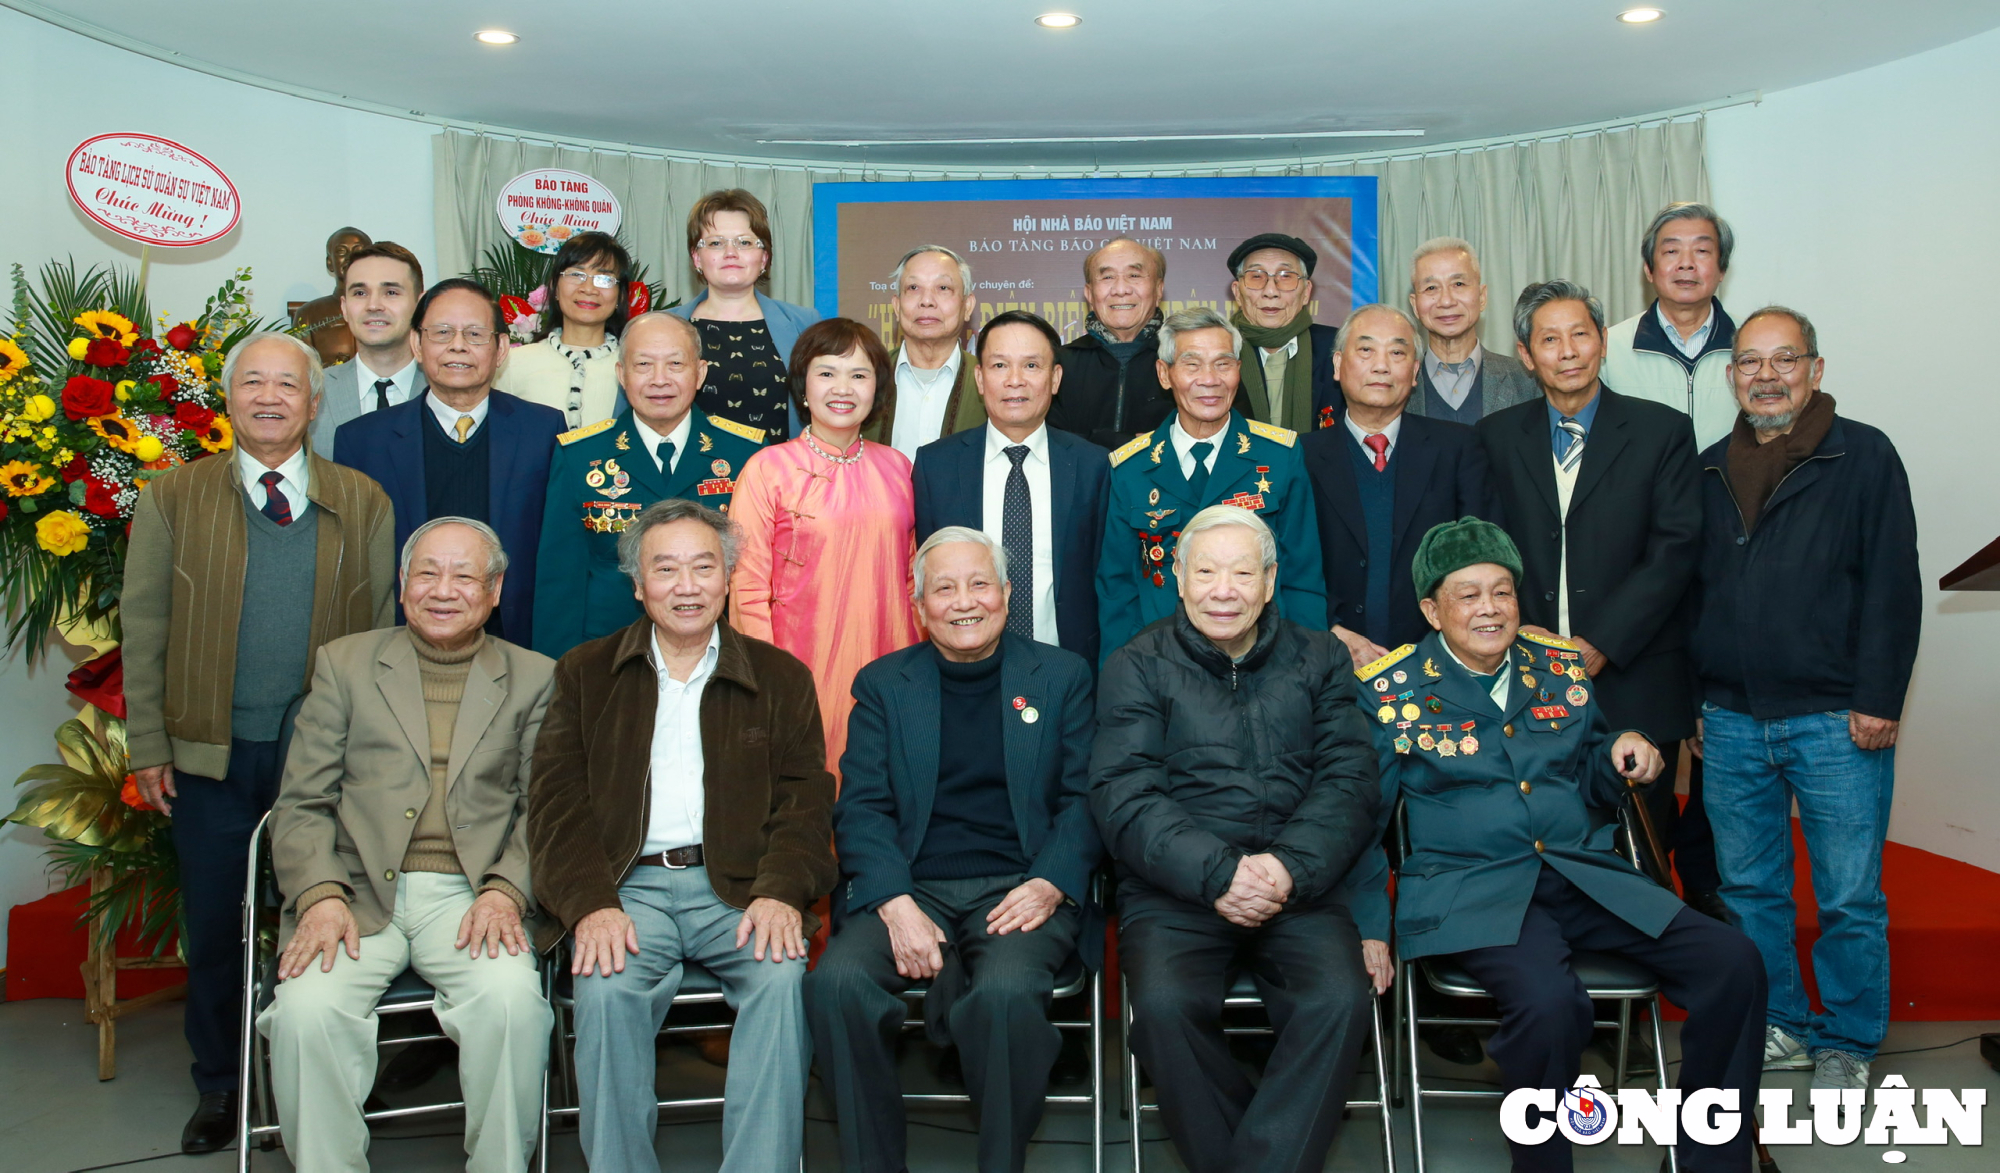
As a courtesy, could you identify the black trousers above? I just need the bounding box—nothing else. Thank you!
[1120,899,1373,1173]
[1672,751,1720,894]
[1452,865,1766,1173]
[169,738,282,1093]
[805,874,1081,1173]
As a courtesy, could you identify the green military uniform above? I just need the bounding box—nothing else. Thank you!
[1093,410,1327,663]
[531,406,764,659]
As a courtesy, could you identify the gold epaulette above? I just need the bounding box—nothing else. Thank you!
[1245,418,1298,447]
[1518,630,1580,652]
[1109,431,1154,468]
[557,418,616,446]
[707,415,766,444]
[1355,643,1416,680]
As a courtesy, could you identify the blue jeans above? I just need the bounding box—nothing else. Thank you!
[1700,703,1893,1057]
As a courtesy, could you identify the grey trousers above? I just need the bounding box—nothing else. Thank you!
[804,874,1080,1173]
[571,865,809,1173]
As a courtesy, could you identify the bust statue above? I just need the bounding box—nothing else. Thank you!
[291,227,371,367]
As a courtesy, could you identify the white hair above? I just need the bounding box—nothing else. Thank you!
[1410,236,1481,280]
[890,245,973,297]
[399,516,509,583]
[911,525,1008,600]
[222,330,325,403]
[1334,303,1422,350]
[1174,504,1277,572]
[1157,305,1244,364]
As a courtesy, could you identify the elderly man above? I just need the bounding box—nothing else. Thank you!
[259,517,553,1173]
[1093,505,1378,1173]
[1692,307,1921,1094]
[124,331,396,1151]
[532,312,766,658]
[310,241,429,451]
[874,244,984,460]
[529,498,836,1173]
[1602,202,1740,449]
[913,311,1110,665]
[806,526,1099,1173]
[1049,237,1175,449]
[1224,232,1338,436]
[1404,237,1541,424]
[335,279,566,642]
[1352,518,1764,1173]
[1097,306,1325,661]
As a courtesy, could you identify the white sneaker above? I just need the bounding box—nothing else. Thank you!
[1811,1049,1871,1092]
[1762,1026,1812,1071]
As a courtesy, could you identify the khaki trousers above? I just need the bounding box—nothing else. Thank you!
[256,871,551,1173]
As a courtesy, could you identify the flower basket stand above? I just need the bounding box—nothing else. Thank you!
[81,867,186,1080]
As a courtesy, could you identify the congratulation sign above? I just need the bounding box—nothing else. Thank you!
[495,168,622,254]
[65,133,240,247]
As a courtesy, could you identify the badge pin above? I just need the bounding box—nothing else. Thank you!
[1373,678,1390,693]
[585,469,606,488]
[1567,684,1589,706]
[1392,670,1408,685]
[1012,696,1027,710]
[614,432,630,451]
[1425,696,1443,713]
[1423,658,1441,679]
[1521,672,1537,689]
[604,459,622,474]
[1021,707,1039,724]
[711,459,731,477]
[1236,432,1251,455]
[1148,487,1160,505]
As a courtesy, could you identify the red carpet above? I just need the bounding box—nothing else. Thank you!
[4,883,185,1001]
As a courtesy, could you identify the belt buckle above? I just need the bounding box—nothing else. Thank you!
[661,852,687,870]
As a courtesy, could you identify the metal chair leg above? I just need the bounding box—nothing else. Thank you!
[1090,968,1104,1173]
[1369,994,1396,1173]
[1652,996,1679,1173]
[1403,962,1428,1173]
[238,815,270,1173]
[1122,974,1144,1173]
[1616,997,1633,1085]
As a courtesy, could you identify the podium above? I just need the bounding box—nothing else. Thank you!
[1940,536,2000,590]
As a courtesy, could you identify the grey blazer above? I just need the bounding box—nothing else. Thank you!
[1408,346,1540,423]
[311,360,428,454]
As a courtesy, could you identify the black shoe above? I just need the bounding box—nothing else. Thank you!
[1421,1024,1485,1066]
[1592,1028,1657,1077]
[180,1090,237,1154]
[376,1037,457,1094]
[1684,889,1732,923]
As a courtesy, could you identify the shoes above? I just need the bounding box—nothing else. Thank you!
[695,1033,732,1068]
[376,1037,457,1094]
[1763,1025,1812,1071]
[180,1090,238,1154]
[1683,889,1733,923]
[1421,1024,1485,1066]
[1812,1049,1871,1092]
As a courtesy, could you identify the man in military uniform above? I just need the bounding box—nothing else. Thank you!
[532,312,764,659]
[1096,306,1326,662]
[1345,518,1764,1173]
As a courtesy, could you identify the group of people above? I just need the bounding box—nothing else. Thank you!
[119,190,1922,1173]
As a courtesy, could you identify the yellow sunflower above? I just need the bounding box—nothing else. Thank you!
[195,414,233,453]
[0,338,27,383]
[1,459,56,497]
[74,311,138,345]
[35,510,92,556]
[88,413,147,454]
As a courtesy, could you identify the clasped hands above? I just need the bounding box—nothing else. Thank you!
[277,888,526,980]
[1213,852,1293,927]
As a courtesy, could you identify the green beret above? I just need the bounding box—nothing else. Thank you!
[1412,517,1524,598]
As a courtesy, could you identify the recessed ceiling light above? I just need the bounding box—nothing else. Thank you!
[1617,7,1664,22]
[474,29,519,45]
[1035,13,1082,29]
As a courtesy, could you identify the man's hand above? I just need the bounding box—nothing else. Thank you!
[878,895,947,979]
[278,895,359,980]
[132,764,176,816]
[734,897,805,962]
[1331,625,1390,670]
[456,889,528,959]
[1850,712,1899,751]
[1688,720,1704,762]
[572,907,639,977]
[1361,939,1392,995]
[986,878,1064,936]
[1243,853,1294,902]
[1611,731,1664,787]
[1518,626,1608,678]
[1214,856,1285,927]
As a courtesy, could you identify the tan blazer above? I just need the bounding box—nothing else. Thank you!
[271,627,556,941]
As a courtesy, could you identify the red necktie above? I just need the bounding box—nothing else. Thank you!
[1364,432,1390,473]
[259,470,293,526]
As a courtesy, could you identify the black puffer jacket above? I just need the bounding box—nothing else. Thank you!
[1089,607,1380,916]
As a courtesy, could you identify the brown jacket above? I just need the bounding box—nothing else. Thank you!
[123,449,397,778]
[527,617,836,951]
[271,628,555,943]
[863,348,986,449]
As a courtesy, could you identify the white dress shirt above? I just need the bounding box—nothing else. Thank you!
[1441,638,1512,710]
[1342,411,1405,465]
[631,411,695,475]
[980,423,1058,645]
[425,391,491,441]
[1656,300,1715,359]
[237,444,311,518]
[890,344,964,464]
[1167,414,1226,481]
[355,357,420,413]
[642,625,721,855]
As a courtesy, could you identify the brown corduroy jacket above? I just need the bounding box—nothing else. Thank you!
[526,617,836,952]
[123,449,397,779]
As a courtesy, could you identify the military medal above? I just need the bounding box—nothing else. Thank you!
[1521,672,1537,689]
[1401,703,1419,721]
[1374,677,1390,693]
[1437,736,1457,757]
[1377,704,1396,723]
[1417,728,1436,752]
[711,459,731,477]
[1569,665,1587,682]
[1392,670,1407,685]
[1150,545,1166,562]
[1394,735,1412,755]
[1254,466,1273,494]
[1567,684,1589,706]
[1457,721,1478,756]
[1148,487,1160,505]
[585,468,606,488]
[1532,705,1569,720]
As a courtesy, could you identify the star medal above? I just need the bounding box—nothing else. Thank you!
[1424,658,1441,679]
[1254,465,1273,494]
[1374,677,1390,693]
[1392,670,1407,684]
[1417,728,1437,752]
[1394,735,1413,755]
[1401,703,1420,721]
[1570,665,1587,682]
[1437,735,1457,757]
[1567,684,1589,706]
[1378,704,1396,723]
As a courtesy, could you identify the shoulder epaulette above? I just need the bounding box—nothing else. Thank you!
[1355,643,1416,680]
[707,415,766,444]
[1109,431,1154,468]
[557,418,616,446]
[1245,418,1298,447]
[1519,630,1580,652]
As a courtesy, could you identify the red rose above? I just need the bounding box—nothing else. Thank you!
[0,499,9,522]
[61,375,117,419]
[165,323,199,352]
[627,282,652,316]
[83,475,122,518]
[134,337,162,357]
[61,455,89,482]
[498,295,533,324]
[148,373,181,398]
[84,337,132,367]
[174,401,216,431]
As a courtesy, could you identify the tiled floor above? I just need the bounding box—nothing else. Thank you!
[2,995,1993,1172]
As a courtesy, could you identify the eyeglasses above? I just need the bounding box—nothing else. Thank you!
[419,325,498,347]
[558,269,621,289]
[696,236,765,253]
[1237,267,1305,291]
[1731,350,1815,376]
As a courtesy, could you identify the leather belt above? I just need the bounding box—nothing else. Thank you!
[636,845,704,869]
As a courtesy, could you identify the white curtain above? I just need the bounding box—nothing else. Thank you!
[434,116,1707,349]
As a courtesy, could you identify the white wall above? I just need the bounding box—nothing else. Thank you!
[1708,27,2000,871]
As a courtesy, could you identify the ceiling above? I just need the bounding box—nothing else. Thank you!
[14,0,2000,168]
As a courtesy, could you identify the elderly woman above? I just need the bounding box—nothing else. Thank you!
[730,318,920,783]
[501,232,630,429]
[670,188,820,442]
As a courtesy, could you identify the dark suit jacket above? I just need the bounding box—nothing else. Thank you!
[1302,413,1502,646]
[1407,347,1542,423]
[833,634,1103,965]
[1475,386,1701,741]
[911,424,1111,667]
[1273,322,1340,430]
[333,390,565,642]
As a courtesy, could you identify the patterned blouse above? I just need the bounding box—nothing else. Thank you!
[693,317,789,441]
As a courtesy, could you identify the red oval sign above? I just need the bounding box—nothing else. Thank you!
[65,133,241,248]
